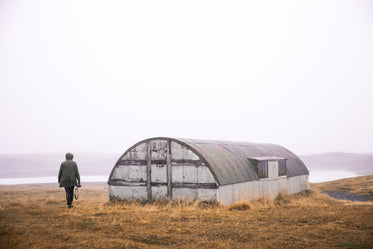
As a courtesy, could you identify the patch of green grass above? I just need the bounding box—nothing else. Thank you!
[337,241,365,248]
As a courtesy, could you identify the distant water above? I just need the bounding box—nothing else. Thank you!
[0,175,108,185]
[309,170,359,183]
[0,171,359,185]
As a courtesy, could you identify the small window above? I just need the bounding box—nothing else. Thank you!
[258,161,268,178]
[247,159,259,175]
[248,158,268,178]
[248,157,287,179]
[278,160,287,176]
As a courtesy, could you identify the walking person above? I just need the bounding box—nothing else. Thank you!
[58,153,81,208]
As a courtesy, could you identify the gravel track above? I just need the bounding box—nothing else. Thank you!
[322,191,373,202]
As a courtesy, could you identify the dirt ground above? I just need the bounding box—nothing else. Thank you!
[0,176,373,249]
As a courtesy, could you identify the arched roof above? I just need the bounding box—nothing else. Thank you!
[175,138,309,185]
[117,137,309,186]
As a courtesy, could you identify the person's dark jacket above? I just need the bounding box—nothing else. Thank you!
[58,153,81,188]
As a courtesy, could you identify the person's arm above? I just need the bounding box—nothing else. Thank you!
[75,163,81,187]
[58,164,63,184]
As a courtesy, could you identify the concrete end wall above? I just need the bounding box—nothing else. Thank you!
[109,139,218,201]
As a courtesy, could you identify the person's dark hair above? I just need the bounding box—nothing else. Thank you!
[65,153,74,160]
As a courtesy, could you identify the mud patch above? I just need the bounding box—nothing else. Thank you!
[322,191,372,202]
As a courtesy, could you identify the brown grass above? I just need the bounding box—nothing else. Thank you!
[311,175,373,197]
[1,177,373,249]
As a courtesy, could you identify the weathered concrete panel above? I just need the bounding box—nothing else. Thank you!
[121,142,147,160]
[172,165,205,184]
[112,165,147,182]
[198,189,217,201]
[172,188,197,200]
[151,164,167,183]
[198,166,216,183]
[171,141,200,160]
[172,166,183,183]
[183,166,198,183]
[152,186,167,200]
[109,185,147,200]
[151,140,168,160]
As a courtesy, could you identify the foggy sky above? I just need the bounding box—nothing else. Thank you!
[0,0,372,155]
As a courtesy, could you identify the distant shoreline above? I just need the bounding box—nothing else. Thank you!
[0,175,108,185]
[0,170,360,185]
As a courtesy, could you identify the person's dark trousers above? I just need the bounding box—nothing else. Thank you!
[64,186,74,206]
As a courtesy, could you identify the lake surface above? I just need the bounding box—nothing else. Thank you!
[0,175,108,185]
[0,171,359,185]
[308,170,359,183]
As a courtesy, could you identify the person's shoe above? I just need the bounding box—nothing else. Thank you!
[68,204,73,208]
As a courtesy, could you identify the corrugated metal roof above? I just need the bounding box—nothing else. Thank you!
[175,138,309,186]
[249,156,286,161]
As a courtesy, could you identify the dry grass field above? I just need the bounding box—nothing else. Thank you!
[1,176,372,249]
[312,175,373,197]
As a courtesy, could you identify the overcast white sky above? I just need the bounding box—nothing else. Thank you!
[0,0,372,155]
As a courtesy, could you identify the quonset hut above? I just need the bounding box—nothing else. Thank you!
[108,137,309,205]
